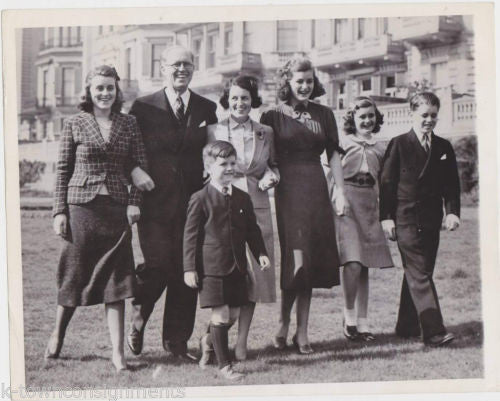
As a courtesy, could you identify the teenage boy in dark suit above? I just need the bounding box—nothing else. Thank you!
[183,140,270,380]
[379,92,461,347]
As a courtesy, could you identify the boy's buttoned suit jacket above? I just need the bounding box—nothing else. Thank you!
[183,184,268,277]
[379,128,460,340]
[53,111,148,216]
[379,128,460,229]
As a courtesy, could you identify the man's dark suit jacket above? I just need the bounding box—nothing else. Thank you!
[379,129,461,230]
[129,89,218,221]
[183,184,268,277]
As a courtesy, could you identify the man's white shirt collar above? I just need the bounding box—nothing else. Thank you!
[210,181,233,196]
[164,87,191,109]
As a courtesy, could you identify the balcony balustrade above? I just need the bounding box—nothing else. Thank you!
[312,34,404,69]
[390,16,462,45]
[217,52,262,74]
[39,39,83,51]
[333,96,475,139]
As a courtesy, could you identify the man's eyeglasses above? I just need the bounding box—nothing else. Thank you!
[165,62,195,71]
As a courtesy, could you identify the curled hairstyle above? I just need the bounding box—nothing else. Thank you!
[78,65,124,113]
[409,91,441,111]
[277,56,325,102]
[343,96,384,135]
[203,140,237,166]
[219,75,263,109]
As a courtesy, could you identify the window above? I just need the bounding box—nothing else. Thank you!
[59,27,64,46]
[125,48,132,80]
[382,17,389,34]
[337,81,346,110]
[334,19,348,44]
[62,68,75,104]
[46,27,54,47]
[207,33,217,68]
[385,75,396,96]
[151,43,166,78]
[66,27,72,46]
[98,26,103,35]
[358,18,366,39]
[277,20,298,51]
[431,61,448,88]
[42,121,47,139]
[42,70,48,106]
[311,20,316,48]
[386,75,396,88]
[109,26,114,32]
[192,38,202,70]
[316,20,332,48]
[224,23,233,55]
[76,27,81,43]
[361,78,372,92]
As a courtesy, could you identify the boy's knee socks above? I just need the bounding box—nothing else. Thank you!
[210,323,231,369]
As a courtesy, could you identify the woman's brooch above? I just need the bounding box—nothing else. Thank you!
[292,111,312,123]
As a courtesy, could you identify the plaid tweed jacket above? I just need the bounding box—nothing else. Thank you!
[53,111,148,216]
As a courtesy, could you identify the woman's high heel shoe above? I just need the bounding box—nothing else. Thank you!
[292,334,314,354]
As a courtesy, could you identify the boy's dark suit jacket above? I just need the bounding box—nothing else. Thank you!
[183,184,268,277]
[129,89,218,222]
[379,128,460,339]
[379,129,461,229]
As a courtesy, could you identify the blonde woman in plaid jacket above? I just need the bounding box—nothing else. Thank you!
[45,65,149,372]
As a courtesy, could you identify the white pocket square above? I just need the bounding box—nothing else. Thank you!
[198,121,207,128]
[440,154,447,160]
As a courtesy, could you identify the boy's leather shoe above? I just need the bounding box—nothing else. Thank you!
[424,332,455,347]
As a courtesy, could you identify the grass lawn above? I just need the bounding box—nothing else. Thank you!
[20,207,482,388]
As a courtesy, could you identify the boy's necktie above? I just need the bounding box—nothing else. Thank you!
[423,133,430,154]
[174,95,185,121]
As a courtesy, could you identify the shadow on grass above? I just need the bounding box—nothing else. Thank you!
[249,320,483,369]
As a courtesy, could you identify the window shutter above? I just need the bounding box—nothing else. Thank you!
[142,43,152,76]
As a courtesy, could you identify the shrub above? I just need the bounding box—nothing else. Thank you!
[19,160,46,188]
[452,135,478,203]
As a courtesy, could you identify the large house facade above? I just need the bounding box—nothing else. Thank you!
[17,17,476,190]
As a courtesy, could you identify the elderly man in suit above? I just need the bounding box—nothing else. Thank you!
[379,92,460,347]
[126,46,218,360]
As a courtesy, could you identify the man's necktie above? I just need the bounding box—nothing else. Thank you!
[174,95,185,121]
[222,186,229,196]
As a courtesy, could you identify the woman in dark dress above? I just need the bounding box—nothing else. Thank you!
[260,57,347,353]
[45,65,149,371]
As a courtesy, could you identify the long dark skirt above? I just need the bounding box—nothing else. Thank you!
[57,195,136,306]
[275,160,341,290]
